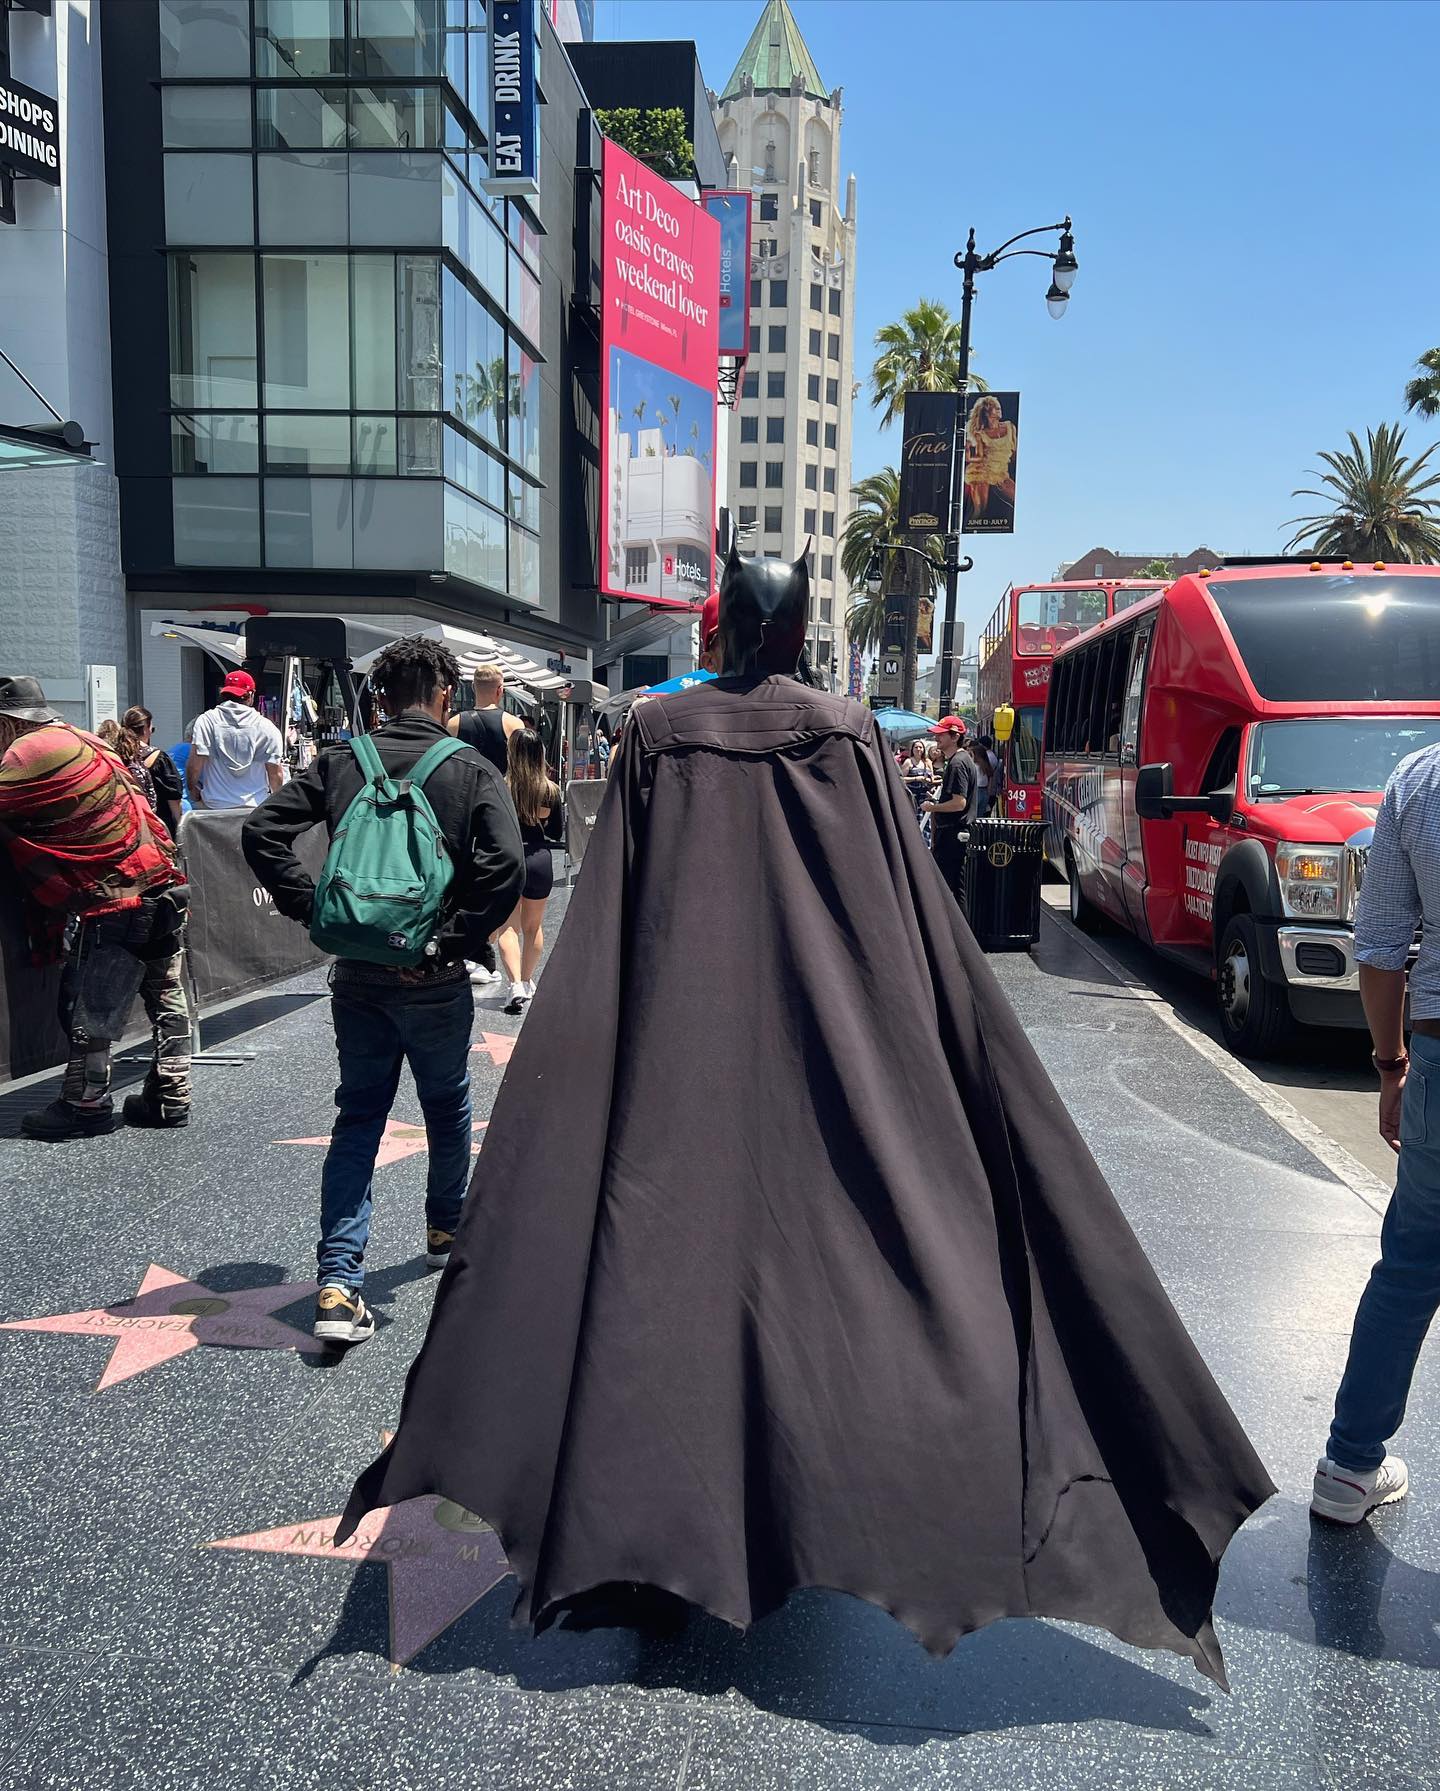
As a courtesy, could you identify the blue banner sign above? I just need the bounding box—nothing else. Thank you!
[486,0,539,197]
[703,190,752,358]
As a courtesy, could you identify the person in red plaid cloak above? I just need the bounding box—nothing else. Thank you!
[0,677,191,1139]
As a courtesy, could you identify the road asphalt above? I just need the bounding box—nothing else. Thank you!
[0,872,1432,1790]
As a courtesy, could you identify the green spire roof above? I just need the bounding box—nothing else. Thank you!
[720,0,827,102]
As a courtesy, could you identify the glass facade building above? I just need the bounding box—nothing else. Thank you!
[150,0,543,604]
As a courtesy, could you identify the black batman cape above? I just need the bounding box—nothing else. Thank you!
[338,676,1273,1685]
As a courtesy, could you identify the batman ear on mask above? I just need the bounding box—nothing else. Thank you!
[725,536,744,578]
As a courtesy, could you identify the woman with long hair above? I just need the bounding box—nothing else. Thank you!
[498,726,560,1015]
[123,705,183,837]
[96,717,162,820]
[901,736,934,819]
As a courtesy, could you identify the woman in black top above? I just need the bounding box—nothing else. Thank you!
[497,727,559,1015]
[122,705,183,837]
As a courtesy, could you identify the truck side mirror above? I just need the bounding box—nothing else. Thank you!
[1207,787,1235,825]
[1134,762,1174,820]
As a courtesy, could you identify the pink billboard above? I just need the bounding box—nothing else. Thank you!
[600,139,721,609]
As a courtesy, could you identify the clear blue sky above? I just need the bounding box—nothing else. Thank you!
[596,0,1440,655]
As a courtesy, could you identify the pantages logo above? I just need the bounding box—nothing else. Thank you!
[0,70,60,193]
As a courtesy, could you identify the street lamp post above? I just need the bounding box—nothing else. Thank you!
[865,539,966,713]
[937,217,1078,714]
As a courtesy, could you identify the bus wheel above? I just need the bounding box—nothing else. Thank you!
[1065,847,1103,933]
[1216,912,1295,1057]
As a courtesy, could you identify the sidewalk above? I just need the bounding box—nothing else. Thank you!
[1,890,1435,1791]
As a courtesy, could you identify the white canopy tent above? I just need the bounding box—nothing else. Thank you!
[351,622,573,696]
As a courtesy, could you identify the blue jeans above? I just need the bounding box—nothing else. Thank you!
[1328,1031,1440,1471]
[319,976,475,1290]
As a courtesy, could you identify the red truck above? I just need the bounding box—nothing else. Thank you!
[1042,560,1440,1055]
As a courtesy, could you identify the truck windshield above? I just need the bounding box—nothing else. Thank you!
[1247,719,1440,798]
[1209,576,1440,700]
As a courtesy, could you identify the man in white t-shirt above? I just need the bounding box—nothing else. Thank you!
[187,670,285,809]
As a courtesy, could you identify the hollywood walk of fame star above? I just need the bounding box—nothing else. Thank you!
[472,1030,515,1066]
[211,1437,512,1666]
[278,1118,488,1161]
[0,1264,322,1391]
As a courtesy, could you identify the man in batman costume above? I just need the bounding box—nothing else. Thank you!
[339,547,1273,1686]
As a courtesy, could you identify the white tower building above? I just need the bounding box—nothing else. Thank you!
[710,0,857,687]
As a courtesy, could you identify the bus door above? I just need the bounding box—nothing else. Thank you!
[1117,619,1155,935]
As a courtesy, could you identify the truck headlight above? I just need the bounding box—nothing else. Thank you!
[1275,844,1343,919]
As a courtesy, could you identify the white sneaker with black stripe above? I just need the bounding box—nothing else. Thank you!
[1311,1454,1409,1524]
[313,1284,376,1346]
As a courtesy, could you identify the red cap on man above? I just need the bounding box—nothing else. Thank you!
[700,593,720,649]
[219,670,256,699]
[928,715,967,736]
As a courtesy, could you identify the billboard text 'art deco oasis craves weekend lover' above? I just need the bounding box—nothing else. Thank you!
[600,139,720,608]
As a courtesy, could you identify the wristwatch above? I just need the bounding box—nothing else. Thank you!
[1373,1051,1410,1075]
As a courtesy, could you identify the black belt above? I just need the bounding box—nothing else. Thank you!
[1411,1019,1440,1039]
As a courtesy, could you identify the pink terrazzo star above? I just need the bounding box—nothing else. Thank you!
[0,1264,322,1391]
[472,1031,516,1066]
[211,1488,511,1665]
[278,1118,488,1161]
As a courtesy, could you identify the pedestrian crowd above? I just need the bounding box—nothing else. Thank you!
[0,638,1438,1535]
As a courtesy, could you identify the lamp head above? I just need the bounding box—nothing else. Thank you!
[1046,280,1069,320]
[1052,222,1078,294]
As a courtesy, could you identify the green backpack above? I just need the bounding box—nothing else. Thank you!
[309,732,468,966]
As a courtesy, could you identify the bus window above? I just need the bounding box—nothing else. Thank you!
[1202,727,1242,796]
[1016,586,1107,650]
[1113,584,1162,614]
[1011,705,1043,782]
[1098,629,1131,755]
[1074,644,1099,752]
[1119,622,1153,763]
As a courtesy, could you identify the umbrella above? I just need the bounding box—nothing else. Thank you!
[597,669,716,731]
[872,708,936,744]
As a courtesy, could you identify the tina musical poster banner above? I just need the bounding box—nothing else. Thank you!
[600,139,721,607]
[899,392,957,534]
[962,391,1021,535]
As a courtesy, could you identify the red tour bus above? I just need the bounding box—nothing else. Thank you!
[978,580,1164,819]
[1042,560,1440,1055]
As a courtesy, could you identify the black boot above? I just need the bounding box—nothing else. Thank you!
[123,1092,190,1129]
[20,1099,121,1140]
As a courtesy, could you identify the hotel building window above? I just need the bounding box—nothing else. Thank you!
[156,0,544,601]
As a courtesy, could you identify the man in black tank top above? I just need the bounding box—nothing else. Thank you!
[447,661,523,776]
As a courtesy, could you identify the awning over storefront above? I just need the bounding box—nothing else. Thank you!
[0,351,94,470]
[148,620,245,665]
[352,622,574,695]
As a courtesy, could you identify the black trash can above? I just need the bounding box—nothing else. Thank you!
[962,819,1046,950]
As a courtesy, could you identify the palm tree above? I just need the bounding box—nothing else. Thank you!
[1136,558,1173,579]
[869,299,986,430]
[1284,423,1440,563]
[1403,349,1440,420]
[840,469,944,697]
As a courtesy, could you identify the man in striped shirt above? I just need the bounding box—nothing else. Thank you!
[0,677,191,1139]
[1313,740,1440,1524]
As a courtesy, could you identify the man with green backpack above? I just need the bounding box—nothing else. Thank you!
[242,636,524,1346]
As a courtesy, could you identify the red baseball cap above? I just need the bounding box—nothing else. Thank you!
[928,715,968,736]
[700,593,720,647]
[220,669,256,698]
